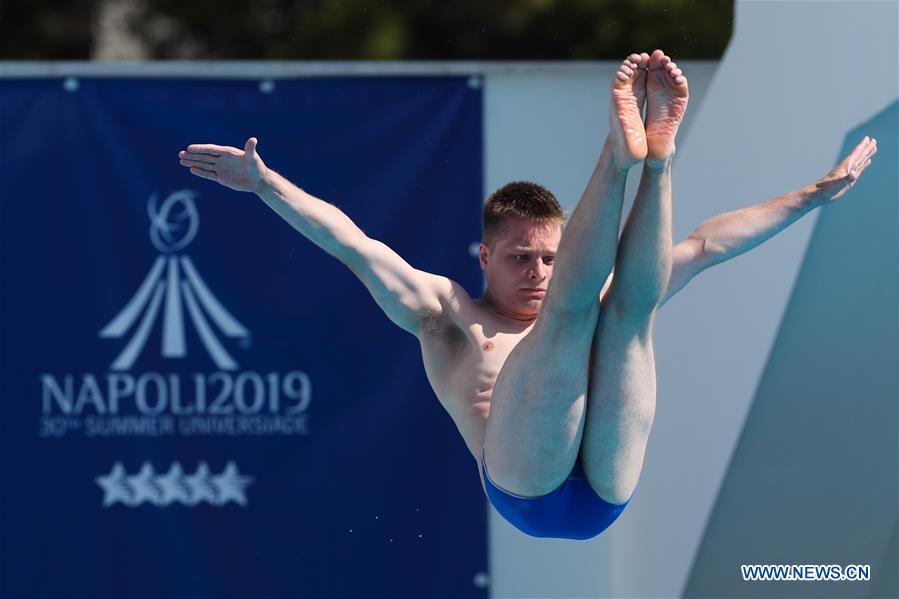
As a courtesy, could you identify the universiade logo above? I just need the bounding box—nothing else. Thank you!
[90,192,255,507]
[39,189,311,444]
[95,461,253,507]
[99,190,249,370]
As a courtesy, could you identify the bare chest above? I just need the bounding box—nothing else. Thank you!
[458,327,522,397]
[417,303,533,459]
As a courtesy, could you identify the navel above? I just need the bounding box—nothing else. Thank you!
[482,341,494,352]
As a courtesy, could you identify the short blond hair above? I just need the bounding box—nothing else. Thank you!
[482,181,565,246]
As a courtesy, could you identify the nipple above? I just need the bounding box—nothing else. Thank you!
[482,341,494,352]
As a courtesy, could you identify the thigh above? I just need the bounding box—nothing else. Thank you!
[580,301,658,504]
[483,302,599,497]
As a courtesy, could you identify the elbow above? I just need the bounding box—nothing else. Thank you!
[688,234,725,267]
[685,233,712,260]
[339,232,374,264]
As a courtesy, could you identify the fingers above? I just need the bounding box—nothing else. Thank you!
[847,136,876,163]
[849,137,877,175]
[179,154,216,168]
[188,166,217,181]
[860,138,877,163]
[843,140,866,167]
[840,136,877,179]
[853,157,873,178]
[846,157,873,187]
[186,143,231,155]
[180,150,218,164]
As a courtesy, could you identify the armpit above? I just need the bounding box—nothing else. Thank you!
[417,309,446,337]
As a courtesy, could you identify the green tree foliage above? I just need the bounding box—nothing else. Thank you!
[1,0,100,59]
[1,0,732,60]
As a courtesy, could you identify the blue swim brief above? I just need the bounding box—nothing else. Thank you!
[481,448,630,540]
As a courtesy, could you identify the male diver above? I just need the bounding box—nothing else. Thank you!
[178,50,877,540]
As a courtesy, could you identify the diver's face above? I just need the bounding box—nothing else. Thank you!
[479,218,561,312]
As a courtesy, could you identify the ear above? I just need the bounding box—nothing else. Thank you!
[478,243,489,270]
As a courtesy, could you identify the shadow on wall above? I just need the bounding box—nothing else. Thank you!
[684,99,898,599]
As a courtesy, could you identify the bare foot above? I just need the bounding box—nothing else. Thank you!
[609,52,650,170]
[645,49,689,166]
[631,51,649,119]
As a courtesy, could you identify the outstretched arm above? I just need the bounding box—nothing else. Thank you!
[658,136,878,307]
[179,137,366,259]
[178,137,456,337]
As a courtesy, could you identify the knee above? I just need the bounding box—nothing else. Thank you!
[592,479,638,506]
[602,290,660,328]
[584,458,645,505]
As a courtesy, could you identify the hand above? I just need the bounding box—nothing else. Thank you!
[810,136,877,206]
[178,137,268,193]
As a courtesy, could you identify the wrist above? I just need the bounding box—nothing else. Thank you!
[798,183,824,211]
[254,166,274,196]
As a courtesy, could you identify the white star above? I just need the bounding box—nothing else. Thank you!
[185,461,218,505]
[128,462,163,506]
[212,461,253,506]
[157,462,193,506]
[95,462,135,507]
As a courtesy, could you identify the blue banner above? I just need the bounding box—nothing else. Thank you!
[0,75,485,598]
